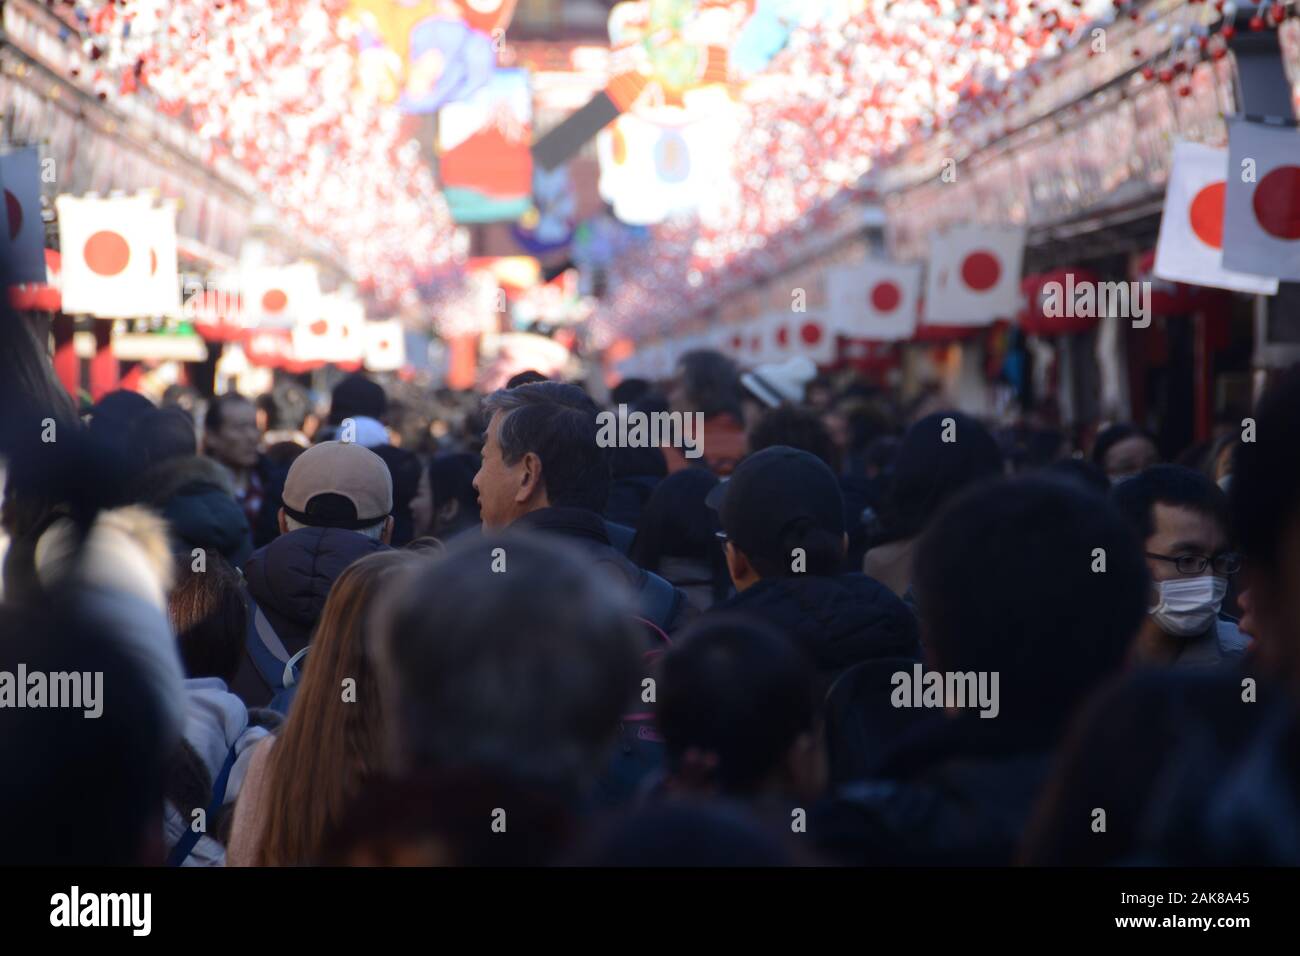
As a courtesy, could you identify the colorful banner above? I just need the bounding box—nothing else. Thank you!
[438,68,533,223]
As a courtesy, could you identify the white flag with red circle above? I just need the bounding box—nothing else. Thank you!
[56,194,155,318]
[0,147,47,284]
[1223,119,1300,282]
[1155,140,1279,294]
[293,292,365,368]
[923,224,1026,325]
[144,200,182,318]
[827,259,921,341]
[364,319,407,372]
[242,263,322,329]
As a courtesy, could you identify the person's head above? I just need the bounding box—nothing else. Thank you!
[630,468,728,600]
[659,615,825,802]
[87,389,154,443]
[278,440,395,543]
[257,551,421,865]
[1112,464,1236,637]
[1232,367,1300,681]
[670,349,743,420]
[913,477,1147,734]
[168,553,247,685]
[474,382,609,530]
[328,373,387,426]
[370,445,422,547]
[128,407,198,470]
[877,411,1003,543]
[1091,423,1159,484]
[0,595,169,864]
[505,369,548,389]
[610,377,652,409]
[376,533,641,794]
[1044,457,1111,497]
[256,381,312,435]
[748,405,840,473]
[413,453,481,538]
[203,393,260,471]
[707,445,847,589]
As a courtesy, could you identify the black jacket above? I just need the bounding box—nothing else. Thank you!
[714,573,920,677]
[511,507,690,635]
[812,715,1053,866]
[232,526,390,707]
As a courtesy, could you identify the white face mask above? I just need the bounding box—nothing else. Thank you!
[1150,575,1228,637]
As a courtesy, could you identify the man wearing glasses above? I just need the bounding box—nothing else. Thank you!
[1113,464,1248,667]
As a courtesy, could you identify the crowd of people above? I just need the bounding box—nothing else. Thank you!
[3,304,1300,868]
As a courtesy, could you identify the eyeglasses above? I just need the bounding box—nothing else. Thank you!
[1145,551,1242,575]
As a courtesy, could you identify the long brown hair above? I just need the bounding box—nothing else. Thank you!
[255,550,421,865]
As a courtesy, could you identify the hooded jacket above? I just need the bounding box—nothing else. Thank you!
[137,456,253,566]
[163,677,277,866]
[713,572,920,677]
[232,526,390,707]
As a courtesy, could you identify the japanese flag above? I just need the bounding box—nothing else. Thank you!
[294,292,364,368]
[0,147,47,284]
[924,224,1026,325]
[827,259,921,341]
[56,194,155,318]
[1154,140,1279,295]
[364,319,407,372]
[243,263,322,329]
[1223,119,1300,282]
[144,201,182,318]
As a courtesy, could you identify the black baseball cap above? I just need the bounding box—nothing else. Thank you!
[705,446,845,563]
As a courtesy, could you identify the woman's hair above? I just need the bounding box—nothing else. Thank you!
[254,550,422,866]
[169,553,247,684]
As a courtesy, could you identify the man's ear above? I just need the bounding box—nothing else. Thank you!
[436,498,459,522]
[515,451,544,505]
[278,508,288,535]
[381,515,395,545]
[724,540,751,584]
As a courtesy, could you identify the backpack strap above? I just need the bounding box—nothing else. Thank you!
[167,744,239,867]
[245,600,291,692]
[639,570,684,633]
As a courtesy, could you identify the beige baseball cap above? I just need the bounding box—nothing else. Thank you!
[281,441,393,529]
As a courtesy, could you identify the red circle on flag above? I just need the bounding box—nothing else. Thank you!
[262,289,288,312]
[960,251,1000,291]
[800,321,823,345]
[84,230,130,276]
[150,249,158,276]
[1253,166,1300,241]
[776,325,789,347]
[1189,181,1225,249]
[310,319,328,335]
[731,334,742,349]
[4,190,21,241]
[612,127,627,166]
[870,280,901,312]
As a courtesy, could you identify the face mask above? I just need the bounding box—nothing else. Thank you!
[1150,575,1227,637]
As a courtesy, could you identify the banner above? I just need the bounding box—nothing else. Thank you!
[923,224,1026,325]
[827,259,921,341]
[56,194,154,318]
[242,263,323,330]
[438,68,533,223]
[364,319,407,372]
[0,147,47,283]
[1154,140,1279,295]
[144,201,182,318]
[1223,119,1300,282]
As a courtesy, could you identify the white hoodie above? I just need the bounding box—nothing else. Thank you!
[164,678,273,867]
